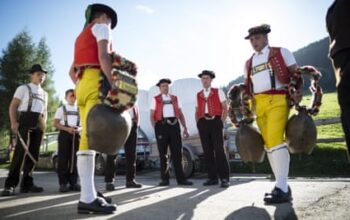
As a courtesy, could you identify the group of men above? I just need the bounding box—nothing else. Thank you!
[1,0,349,215]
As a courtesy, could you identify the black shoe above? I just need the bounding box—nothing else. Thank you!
[158,180,170,186]
[126,180,142,188]
[203,179,219,186]
[2,187,15,196]
[264,187,292,204]
[105,183,115,191]
[97,191,112,204]
[69,184,81,191]
[20,185,43,193]
[59,184,69,193]
[177,180,193,186]
[220,179,230,188]
[78,198,117,214]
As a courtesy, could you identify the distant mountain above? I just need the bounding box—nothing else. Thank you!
[225,37,336,93]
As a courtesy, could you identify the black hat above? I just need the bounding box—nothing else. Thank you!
[156,78,171,87]
[198,70,215,79]
[85,3,118,29]
[29,64,47,74]
[244,24,271,39]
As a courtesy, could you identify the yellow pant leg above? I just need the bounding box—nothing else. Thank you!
[255,94,289,149]
[76,68,101,150]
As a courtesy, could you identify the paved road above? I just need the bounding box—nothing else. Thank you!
[0,169,349,220]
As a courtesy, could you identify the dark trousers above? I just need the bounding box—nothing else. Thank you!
[197,117,230,181]
[105,122,138,183]
[5,127,43,188]
[155,120,186,183]
[57,130,79,185]
[333,49,350,154]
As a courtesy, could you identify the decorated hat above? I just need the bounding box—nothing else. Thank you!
[244,24,271,39]
[29,64,47,74]
[198,70,215,79]
[156,78,172,87]
[85,3,118,29]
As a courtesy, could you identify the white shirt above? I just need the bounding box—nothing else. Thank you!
[54,104,80,127]
[150,94,183,118]
[91,23,112,52]
[195,87,226,113]
[14,83,48,114]
[244,46,296,93]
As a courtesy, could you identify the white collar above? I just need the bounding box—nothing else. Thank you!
[254,45,269,56]
[29,82,41,88]
[203,87,211,92]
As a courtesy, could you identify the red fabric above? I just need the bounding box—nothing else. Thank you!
[74,23,113,67]
[245,47,292,95]
[196,88,223,119]
[153,94,181,121]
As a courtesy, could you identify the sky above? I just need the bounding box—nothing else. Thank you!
[0,0,334,101]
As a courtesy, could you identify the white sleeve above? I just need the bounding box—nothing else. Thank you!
[218,89,226,103]
[91,23,112,42]
[54,107,63,120]
[150,98,156,110]
[280,47,297,67]
[13,85,26,100]
[177,98,183,109]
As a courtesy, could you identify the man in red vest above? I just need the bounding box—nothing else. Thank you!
[244,24,300,203]
[68,3,118,214]
[150,78,193,186]
[195,70,230,188]
[104,105,143,191]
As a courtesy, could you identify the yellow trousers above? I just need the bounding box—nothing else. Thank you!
[76,68,101,150]
[254,94,289,149]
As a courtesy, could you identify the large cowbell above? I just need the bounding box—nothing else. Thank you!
[87,104,132,155]
[285,109,317,154]
[235,124,265,163]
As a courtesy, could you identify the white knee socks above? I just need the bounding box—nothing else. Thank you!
[267,144,290,193]
[77,150,97,203]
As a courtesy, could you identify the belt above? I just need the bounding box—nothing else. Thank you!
[204,114,220,120]
[161,117,178,125]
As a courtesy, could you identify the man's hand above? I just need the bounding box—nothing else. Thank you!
[11,122,19,135]
[183,128,189,138]
[66,127,78,134]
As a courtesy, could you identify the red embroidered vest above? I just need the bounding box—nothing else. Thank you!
[197,88,223,119]
[245,47,292,95]
[74,23,113,67]
[153,94,181,121]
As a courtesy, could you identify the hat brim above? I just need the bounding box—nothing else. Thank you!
[90,4,118,29]
[156,79,171,87]
[244,29,271,40]
[198,73,215,79]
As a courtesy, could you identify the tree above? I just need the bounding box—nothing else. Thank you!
[0,30,59,147]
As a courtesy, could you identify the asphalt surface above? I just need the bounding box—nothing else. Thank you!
[0,169,350,220]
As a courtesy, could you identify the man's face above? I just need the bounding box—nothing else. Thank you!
[200,75,212,89]
[249,34,268,52]
[31,71,46,85]
[159,83,169,94]
[65,91,76,104]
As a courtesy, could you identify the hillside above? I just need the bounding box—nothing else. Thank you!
[226,37,336,93]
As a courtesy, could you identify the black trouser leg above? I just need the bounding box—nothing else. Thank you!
[168,122,186,183]
[197,119,218,180]
[68,134,79,186]
[333,50,350,154]
[125,123,137,182]
[21,129,43,187]
[4,127,30,188]
[211,119,230,180]
[155,122,170,181]
[104,154,117,183]
[57,131,71,185]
